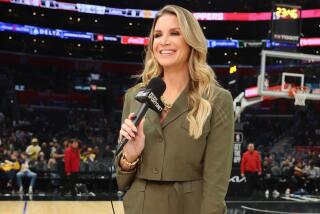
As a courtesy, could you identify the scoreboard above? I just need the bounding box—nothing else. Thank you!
[271,4,301,45]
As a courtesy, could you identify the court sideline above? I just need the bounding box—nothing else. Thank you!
[0,201,125,214]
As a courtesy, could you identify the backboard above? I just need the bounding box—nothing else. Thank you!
[258,50,320,102]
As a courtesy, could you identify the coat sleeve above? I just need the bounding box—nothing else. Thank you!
[200,89,234,214]
[115,88,138,191]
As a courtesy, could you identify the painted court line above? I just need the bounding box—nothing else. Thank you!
[22,201,28,214]
[241,205,316,214]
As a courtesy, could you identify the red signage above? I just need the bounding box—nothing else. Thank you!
[300,38,320,46]
[121,36,149,46]
[96,34,104,41]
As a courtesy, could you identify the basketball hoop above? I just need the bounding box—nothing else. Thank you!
[288,86,310,106]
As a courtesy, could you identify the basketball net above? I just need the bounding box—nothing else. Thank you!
[288,86,309,106]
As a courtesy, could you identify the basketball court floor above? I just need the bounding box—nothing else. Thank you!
[1,199,319,214]
[0,201,124,214]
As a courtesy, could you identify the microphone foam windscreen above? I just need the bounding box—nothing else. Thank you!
[146,77,166,97]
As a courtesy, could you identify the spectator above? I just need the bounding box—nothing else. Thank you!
[102,145,114,161]
[93,146,101,160]
[81,147,96,163]
[241,143,262,197]
[48,140,65,190]
[262,157,280,198]
[26,138,41,161]
[34,152,48,172]
[305,160,320,194]
[16,152,37,194]
[64,138,80,196]
[0,151,20,191]
[41,142,51,160]
[293,160,308,193]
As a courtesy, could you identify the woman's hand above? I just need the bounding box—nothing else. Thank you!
[119,112,145,162]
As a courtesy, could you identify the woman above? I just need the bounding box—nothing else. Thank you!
[116,5,234,214]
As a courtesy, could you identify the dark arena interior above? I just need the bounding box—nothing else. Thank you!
[0,0,320,213]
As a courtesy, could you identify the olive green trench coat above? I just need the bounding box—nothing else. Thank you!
[116,84,234,214]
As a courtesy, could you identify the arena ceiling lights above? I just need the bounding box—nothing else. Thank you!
[1,0,320,21]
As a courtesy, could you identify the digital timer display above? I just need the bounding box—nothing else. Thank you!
[274,6,299,19]
[271,4,301,44]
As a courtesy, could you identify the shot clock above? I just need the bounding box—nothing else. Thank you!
[271,4,301,45]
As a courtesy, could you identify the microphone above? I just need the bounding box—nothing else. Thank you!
[115,77,166,156]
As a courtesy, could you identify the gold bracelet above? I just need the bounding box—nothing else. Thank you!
[121,153,140,170]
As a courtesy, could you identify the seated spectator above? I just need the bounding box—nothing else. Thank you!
[16,152,37,194]
[279,157,295,195]
[305,160,320,194]
[81,147,96,163]
[93,146,101,160]
[281,158,294,176]
[293,160,308,193]
[50,140,66,190]
[263,158,280,198]
[102,145,114,161]
[0,151,20,191]
[26,138,41,161]
[41,142,51,160]
[34,152,48,172]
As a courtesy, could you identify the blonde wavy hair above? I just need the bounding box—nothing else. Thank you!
[141,5,218,139]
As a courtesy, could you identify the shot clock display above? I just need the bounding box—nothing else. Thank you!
[271,4,301,45]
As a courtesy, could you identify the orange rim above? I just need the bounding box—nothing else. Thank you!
[288,86,309,97]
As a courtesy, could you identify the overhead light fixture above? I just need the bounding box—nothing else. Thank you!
[8,36,12,40]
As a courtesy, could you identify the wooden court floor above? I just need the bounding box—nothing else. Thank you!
[0,201,124,214]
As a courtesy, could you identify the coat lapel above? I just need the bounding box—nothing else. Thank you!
[145,107,163,135]
[161,85,189,129]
